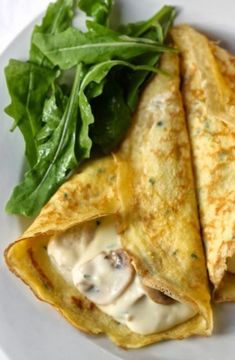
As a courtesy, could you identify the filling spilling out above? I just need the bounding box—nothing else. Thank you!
[48,216,196,335]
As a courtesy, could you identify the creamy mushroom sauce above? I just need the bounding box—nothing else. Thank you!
[48,216,196,335]
[227,254,235,274]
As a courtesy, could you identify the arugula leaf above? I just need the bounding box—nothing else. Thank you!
[85,19,118,35]
[30,0,78,66]
[33,27,174,70]
[4,60,57,167]
[37,85,68,143]
[77,59,162,161]
[119,5,176,37]
[85,79,107,99]
[124,54,160,111]
[79,0,113,25]
[90,78,131,153]
[121,5,176,110]
[4,0,177,217]
[6,64,85,217]
[87,6,176,151]
[5,59,159,216]
[84,6,175,106]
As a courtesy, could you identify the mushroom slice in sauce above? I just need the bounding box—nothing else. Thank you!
[141,284,175,305]
[72,249,134,305]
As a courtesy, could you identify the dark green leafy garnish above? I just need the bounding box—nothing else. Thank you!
[5,60,57,167]
[6,64,85,217]
[4,0,176,217]
[80,0,113,26]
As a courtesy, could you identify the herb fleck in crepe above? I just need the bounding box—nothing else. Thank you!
[4,0,176,217]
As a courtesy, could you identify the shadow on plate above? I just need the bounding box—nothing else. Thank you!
[213,303,235,336]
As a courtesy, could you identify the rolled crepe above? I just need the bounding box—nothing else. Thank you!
[172,25,235,302]
[5,53,212,348]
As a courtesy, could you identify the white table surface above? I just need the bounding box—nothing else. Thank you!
[0,0,52,55]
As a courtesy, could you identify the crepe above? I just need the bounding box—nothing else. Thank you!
[5,52,212,348]
[172,25,235,302]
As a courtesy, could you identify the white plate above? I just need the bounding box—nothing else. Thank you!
[1,1,235,359]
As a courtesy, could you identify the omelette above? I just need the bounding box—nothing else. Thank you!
[5,53,212,348]
[172,25,235,302]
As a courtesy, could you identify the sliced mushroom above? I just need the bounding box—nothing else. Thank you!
[72,249,134,305]
[108,249,131,269]
[142,284,175,305]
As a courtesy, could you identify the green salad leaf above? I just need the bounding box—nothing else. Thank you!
[120,5,176,110]
[90,78,131,153]
[6,64,84,217]
[36,85,68,143]
[4,60,57,167]
[119,5,175,37]
[80,5,176,155]
[33,27,173,70]
[87,5,176,152]
[79,0,113,25]
[6,59,158,216]
[30,0,78,66]
[77,60,162,161]
[4,0,177,217]
[85,19,118,36]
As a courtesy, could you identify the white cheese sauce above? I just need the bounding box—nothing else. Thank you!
[99,275,195,334]
[227,253,235,274]
[48,216,196,335]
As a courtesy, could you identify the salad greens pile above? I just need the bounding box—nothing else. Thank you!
[4,0,176,217]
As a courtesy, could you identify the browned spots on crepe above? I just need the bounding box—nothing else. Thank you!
[71,296,96,311]
[27,247,54,290]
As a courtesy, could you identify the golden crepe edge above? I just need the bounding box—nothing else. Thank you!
[5,52,213,348]
[171,24,235,302]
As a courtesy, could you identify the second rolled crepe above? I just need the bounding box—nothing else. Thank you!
[5,53,212,348]
[172,25,235,302]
